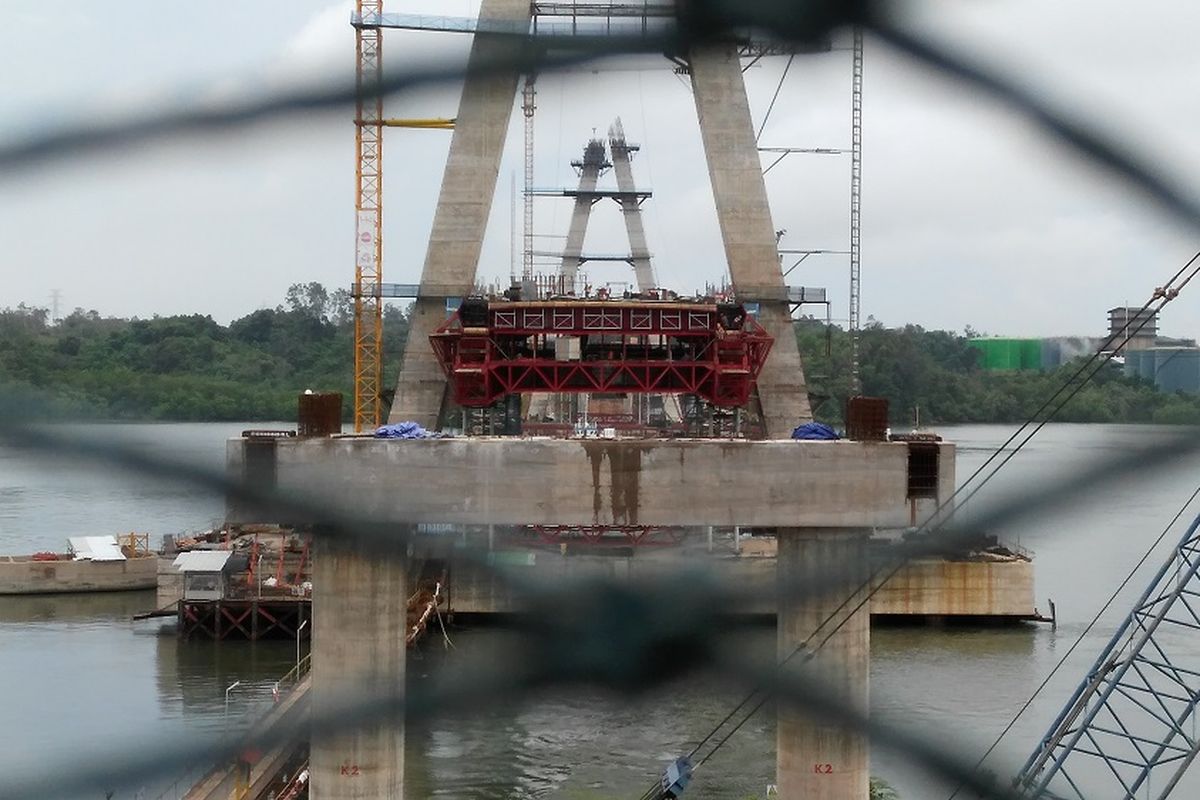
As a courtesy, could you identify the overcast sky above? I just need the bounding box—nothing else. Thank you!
[3,1,1200,339]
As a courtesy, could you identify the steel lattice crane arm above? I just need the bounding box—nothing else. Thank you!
[1016,512,1200,799]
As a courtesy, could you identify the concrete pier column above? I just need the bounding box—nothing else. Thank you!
[311,535,408,799]
[776,528,870,799]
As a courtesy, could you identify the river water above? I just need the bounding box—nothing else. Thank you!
[2,422,1199,799]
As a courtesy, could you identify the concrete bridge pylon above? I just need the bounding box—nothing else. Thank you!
[389,10,813,436]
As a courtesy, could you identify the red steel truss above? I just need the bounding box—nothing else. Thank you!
[429,299,773,407]
[518,525,688,548]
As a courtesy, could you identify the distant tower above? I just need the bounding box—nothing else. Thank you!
[557,119,657,293]
[608,118,657,290]
[560,136,610,287]
[1108,306,1159,353]
[50,289,62,323]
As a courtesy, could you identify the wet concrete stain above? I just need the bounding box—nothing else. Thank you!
[582,441,647,525]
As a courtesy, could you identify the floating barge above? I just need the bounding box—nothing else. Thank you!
[168,540,446,643]
[0,534,157,595]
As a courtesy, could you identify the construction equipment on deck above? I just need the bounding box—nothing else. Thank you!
[429,296,773,409]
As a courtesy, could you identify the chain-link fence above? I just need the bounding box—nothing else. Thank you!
[4,2,1200,799]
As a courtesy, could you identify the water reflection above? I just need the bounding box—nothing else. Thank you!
[0,588,156,623]
[154,630,295,727]
[7,423,1200,798]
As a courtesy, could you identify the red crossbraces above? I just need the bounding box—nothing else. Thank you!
[429,299,772,408]
[518,525,688,547]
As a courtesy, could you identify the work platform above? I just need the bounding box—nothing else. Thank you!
[440,543,1043,622]
[429,297,774,408]
[351,8,833,59]
[227,436,953,529]
[178,597,310,642]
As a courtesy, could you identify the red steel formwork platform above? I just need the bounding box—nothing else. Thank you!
[429,298,773,407]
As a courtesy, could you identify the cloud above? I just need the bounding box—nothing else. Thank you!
[274,1,356,88]
[4,0,1200,342]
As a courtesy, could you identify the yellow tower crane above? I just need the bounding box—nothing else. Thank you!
[352,1,455,432]
[352,0,384,432]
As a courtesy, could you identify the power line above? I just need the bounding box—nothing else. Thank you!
[755,53,794,143]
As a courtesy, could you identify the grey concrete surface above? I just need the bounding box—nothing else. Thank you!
[388,0,531,429]
[311,536,408,799]
[688,44,813,436]
[872,557,1037,617]
[609,122,656,290]
[777,529,870,800]
[0,554,157,594]
[438,548,1037,619]
[561,138,606,285]
[228,438,955,529]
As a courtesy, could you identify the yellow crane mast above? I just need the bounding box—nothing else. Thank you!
[353,0,384,432]
[350,0,458,431]
[351,5,456,432]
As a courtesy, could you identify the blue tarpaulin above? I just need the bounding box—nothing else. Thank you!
[374,421,445,439]
[791,422,839,440]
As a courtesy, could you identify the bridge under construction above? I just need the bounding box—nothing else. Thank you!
[221,2,913,799]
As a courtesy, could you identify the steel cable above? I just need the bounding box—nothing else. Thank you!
[649,249,1200,794]
[755,52,795,143]
[945,480,1200,800]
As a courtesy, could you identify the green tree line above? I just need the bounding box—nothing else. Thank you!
[798,318,1200,426]
[1,287,1197,424]
[0,283,409,421]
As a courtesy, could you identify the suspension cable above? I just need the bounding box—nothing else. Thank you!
[937,250,1199,528]
[638,249,1200,797]
[755,53,795,144]
[789,247,1200,658]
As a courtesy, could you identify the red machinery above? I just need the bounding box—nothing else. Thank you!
[429,297,773,408]
[520,525,688,548]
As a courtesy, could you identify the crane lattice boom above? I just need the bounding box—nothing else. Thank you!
[1017,511,1200,799]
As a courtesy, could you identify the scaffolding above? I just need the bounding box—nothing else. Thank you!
[849,27,864,392]
[522,73,537,280]
[429,298,774,410]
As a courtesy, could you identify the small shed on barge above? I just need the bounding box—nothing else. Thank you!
[173,551,237,601]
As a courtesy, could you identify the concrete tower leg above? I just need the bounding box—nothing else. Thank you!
[776,528,870,800]
[389,0,531,428]
[311,536,408,799]
[608,119,656,291]
[561,138,608,286]
[688,44,813,436]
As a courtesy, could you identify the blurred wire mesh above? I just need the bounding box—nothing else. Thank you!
[5,1,1200,798]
